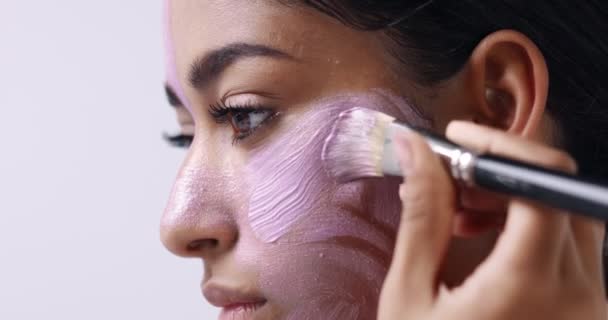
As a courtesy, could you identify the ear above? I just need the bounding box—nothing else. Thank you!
[465,30,549,137]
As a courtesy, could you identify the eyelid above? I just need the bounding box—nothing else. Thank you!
[223,92,277,107]
[209,92,276,120]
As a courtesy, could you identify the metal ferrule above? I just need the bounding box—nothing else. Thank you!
[420,131,477,186]
[393,122,478,186]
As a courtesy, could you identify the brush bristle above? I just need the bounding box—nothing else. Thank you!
[322,108,395,182]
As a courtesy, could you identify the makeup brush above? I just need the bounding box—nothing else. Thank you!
[322,107,608,221]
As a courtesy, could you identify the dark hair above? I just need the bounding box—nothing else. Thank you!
[296,0,608,291]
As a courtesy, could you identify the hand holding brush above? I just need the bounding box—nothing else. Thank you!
[375,121,606,320]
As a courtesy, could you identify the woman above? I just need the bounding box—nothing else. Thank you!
[161,1,608,319]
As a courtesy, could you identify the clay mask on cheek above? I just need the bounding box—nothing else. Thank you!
[246,106,338,243]
[246,92,429,319]
[246,91,428,243]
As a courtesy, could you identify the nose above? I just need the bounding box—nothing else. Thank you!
[160,154,239,259]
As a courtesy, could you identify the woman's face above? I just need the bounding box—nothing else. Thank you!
[161,1,486,319]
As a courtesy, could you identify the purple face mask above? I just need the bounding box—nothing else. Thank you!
[246,91,427,244]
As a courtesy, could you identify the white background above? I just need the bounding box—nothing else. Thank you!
[0,1,218,319]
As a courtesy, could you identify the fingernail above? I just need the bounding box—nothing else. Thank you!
[394,132,413,176]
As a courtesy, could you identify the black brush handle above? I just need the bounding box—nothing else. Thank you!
[474,155,608,220]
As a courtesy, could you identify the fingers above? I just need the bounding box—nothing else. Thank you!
[383,130,456,305]
[569,217,605,278]
[453,187,508,237]
[447,121,577,173]
[446,121,577,272]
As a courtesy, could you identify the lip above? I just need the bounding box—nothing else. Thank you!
[203,282,267,319]
[218,302,266,320]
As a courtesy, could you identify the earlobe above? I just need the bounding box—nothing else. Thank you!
[466,30,549,137]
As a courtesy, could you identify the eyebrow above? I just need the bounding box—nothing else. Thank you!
[188,42,293,90]
[164,84,183,108]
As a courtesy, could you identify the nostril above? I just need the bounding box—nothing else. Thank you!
[187,239,219,252]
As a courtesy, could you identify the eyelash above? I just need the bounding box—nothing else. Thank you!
[165,102,278,149]
[164,133,194,148]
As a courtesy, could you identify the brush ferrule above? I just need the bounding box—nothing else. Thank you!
[450,149,476,186]
[416,129,477,186]
[388,121,477,185]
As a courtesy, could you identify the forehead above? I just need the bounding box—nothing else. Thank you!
[166,0,383,85]
[171,0,340,65]
[171,1,284,43]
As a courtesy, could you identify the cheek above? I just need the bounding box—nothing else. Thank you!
[260,243,388,319]
[254,179,403,319]
[245,90,426,244]
[242,104,386,317]
[245,106,341,243]
[243,92,425,317]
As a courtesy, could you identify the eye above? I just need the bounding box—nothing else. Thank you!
[230,109,275,139]
[209,102,278,142]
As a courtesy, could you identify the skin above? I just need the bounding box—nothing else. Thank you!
[160,1,606,319]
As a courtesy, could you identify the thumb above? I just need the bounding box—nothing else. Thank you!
[385,131,457,304]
